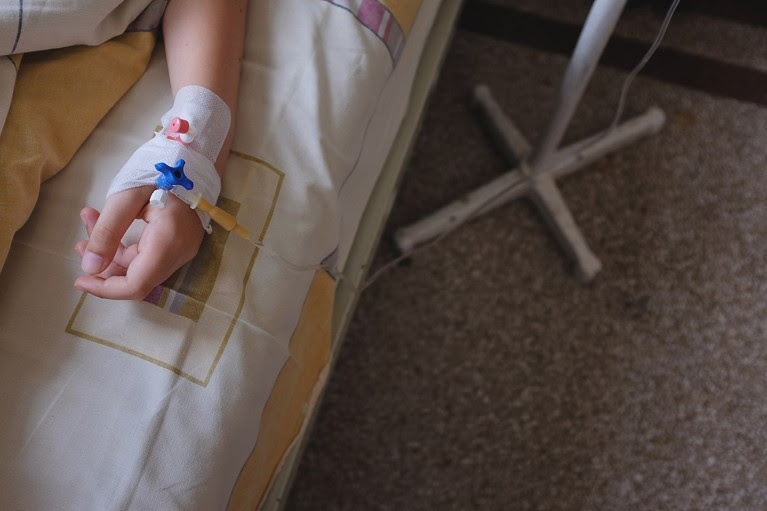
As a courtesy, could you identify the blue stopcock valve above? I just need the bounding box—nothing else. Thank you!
[150,159,194,208]
[149,158,253,242]
[155,159,194,191]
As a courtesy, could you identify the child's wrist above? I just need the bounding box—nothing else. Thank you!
[107,85,231,233]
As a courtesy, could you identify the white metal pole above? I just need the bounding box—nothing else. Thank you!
[528,0,628,173]
[472,85,531,164]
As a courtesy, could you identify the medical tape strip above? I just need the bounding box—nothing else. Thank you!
[107,85,231,232]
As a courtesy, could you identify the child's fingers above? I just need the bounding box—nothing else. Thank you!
[78,208,139,269]
[74,274,137,300]
[75,240,87,255]
[74,241,137,280]
[75,240,133,270]
[74,242,176,300]
[75,190,202,300]
[116,244,139,268]
[79,207,99,234]
[81,187,151,275]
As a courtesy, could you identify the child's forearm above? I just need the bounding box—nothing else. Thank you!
[162,0,248,175]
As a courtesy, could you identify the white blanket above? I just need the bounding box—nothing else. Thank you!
[0,0,154,55]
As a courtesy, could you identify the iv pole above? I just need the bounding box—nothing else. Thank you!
[394,0,665,282]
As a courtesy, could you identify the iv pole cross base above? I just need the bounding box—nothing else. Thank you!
[393,86,665,282]
[393,0,666,282]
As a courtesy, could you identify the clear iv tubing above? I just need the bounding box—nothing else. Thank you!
[171,186,445,293]
[173,186,446,293]
[174,188,323,274]
[172,178,526,294]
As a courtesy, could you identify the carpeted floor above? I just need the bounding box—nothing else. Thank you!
[287,1,767,509]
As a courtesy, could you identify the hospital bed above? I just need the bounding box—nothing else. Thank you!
[0,0,462,508]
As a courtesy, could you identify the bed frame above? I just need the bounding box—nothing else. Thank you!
[260,0,465,507]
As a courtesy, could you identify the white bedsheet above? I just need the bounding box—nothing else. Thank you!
[0,0,440,509]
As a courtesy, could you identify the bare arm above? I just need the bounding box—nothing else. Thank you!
[163,0,248,174]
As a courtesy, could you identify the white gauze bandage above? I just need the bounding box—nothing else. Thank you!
[107,85,231,233]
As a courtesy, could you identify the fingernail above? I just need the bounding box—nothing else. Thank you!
[81,251,104,274]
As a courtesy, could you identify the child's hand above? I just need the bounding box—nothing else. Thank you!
[74,187,204,300]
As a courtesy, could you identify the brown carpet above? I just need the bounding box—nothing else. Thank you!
[287,1,767,509]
